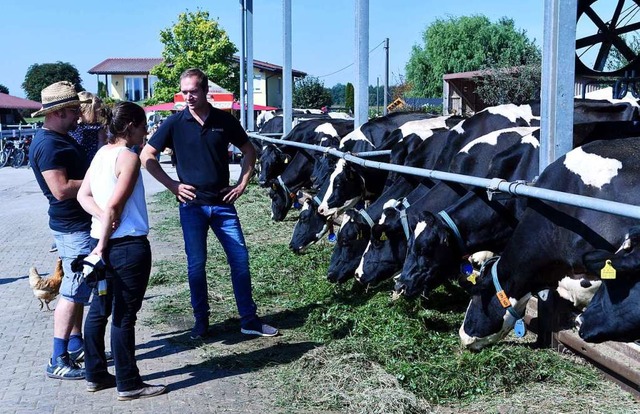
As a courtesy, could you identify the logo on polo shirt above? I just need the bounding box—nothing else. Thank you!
[211,128,224,133]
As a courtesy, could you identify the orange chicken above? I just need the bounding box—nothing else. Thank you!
[29,258,63,311]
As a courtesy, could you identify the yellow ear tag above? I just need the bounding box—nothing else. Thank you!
[356,230,362,240]
[466,273,477,285]
[284,157,289,164]
[272,183,277,190]
[380,232,388,241]
[601,260,617,280]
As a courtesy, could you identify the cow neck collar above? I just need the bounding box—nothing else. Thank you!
[437,210,465,253]
[490,258,522,321]
[358,209,375,228]
[277,176,295,208]
[392,198,411,240]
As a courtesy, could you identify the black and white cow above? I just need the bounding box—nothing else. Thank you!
[355,126,540,287]
[258,118,353,187]
[289,194,334,253]
[395,130,540,298]
[267,149,316,221]
[310,112,434,194]
[460,137,640,351]
[316,115,458,217]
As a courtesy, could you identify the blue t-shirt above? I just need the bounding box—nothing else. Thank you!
[29,128,91,232]
[148,104,249,204]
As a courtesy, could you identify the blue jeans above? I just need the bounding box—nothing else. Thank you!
[84,236,151,392]
[179,202,258,326]
[51,229,92,304]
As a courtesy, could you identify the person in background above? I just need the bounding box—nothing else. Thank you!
[77,101,166,400]
[69,91,107,161]
[29,81,92,380]
[140,68,278,340]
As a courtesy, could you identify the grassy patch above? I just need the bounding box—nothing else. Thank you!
[147,182,634,412]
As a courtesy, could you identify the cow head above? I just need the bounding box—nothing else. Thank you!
[318,159,364,217]
[355,202,409,286]
[267,179,294,222]
[459,258,531,351]
[289,198,330,254]
[258,145,291,186]
[395,211,458,298]
[583,225,640,278]
[327,209,372,283]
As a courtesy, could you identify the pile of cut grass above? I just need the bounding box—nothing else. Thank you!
[147,182,637,412]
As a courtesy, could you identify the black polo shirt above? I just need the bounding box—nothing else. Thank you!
[148,104,248,204]
[29,128,91,232]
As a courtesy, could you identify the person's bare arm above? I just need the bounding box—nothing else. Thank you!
[140,143,196,202]
[222,141,256,203]
[42,169,83,201]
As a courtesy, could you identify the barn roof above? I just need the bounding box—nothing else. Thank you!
[88,58,164,74]
[0,93,41,110]
[88,57,307,78]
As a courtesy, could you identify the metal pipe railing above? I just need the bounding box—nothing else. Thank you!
[248,132,640,220]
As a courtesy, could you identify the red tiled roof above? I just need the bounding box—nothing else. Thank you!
[0,93,42,110]
[88,58,164,74]
[87,57,306,77]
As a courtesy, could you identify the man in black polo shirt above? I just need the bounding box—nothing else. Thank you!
[141,68,278,339]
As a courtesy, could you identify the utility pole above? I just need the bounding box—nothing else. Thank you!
[376,76,380,115]
[383,37,389,115]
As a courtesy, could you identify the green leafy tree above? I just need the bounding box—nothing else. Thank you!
[605,34,640,72]
[97,81,107,99]
[406,15,540,97]
[345,82,354,114]
[330,83,346,105]
[292,76,332,109]
[0,84,9,94]
[22,62,84,101]
[150,9,239,104]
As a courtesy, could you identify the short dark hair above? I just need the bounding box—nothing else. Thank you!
[180,68,209,92]
[105,101,146,143]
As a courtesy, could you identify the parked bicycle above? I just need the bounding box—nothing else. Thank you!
[0,138,15,168]
[11,136,32,168]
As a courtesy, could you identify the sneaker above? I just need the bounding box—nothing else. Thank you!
[46,356,85,380]
[241,320,279,337]
[68,348,84,364]
[117,383,167,401]
[49,242,57,253]
[70,348,113,364]
[190,318,210,340]
[86,373,116,392]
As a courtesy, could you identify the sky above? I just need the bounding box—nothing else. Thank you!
[1,1,546,99]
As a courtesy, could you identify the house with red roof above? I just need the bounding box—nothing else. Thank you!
[0,93,41,125]
[88,57,307,109]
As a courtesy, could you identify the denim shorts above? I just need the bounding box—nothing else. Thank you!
[52,229,93,304]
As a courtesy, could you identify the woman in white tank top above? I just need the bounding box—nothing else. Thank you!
[77,102,166,400]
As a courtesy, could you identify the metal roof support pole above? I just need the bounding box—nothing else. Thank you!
[540,0,577,171]
[246,0,255,131]
[239,0,246,129]
[355,0,369,128]
[383,37,389,116]
[282,0,293,135]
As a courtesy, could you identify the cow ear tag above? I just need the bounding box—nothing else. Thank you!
[272,183,277,190]
[284,157,289,164]
[601,260,616,280]
[380,232,388,241]
[293,201,302,210]
[514,319,526,338]
[327,233,336,243]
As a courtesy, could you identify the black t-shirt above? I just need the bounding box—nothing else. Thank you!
[29,128,91,232]
[148,104,249,204]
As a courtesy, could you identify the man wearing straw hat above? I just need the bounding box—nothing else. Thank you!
[29,81,93,380]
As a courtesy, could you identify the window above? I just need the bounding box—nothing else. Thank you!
[124,77,144,102]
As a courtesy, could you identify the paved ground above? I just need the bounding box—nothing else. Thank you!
[0,159,276,413]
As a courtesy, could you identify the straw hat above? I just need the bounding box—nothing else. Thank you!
[31,81,91,117]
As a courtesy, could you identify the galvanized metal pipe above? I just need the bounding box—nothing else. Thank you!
[248,132,640,220]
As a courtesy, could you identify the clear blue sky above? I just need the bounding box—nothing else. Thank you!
[1,1,545,99]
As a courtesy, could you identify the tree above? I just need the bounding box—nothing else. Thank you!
[345,82,354,114]
[405,16,540,97]
[292,76,332,109]
[149,9,239,104]
[97,81,107,99]
[605,34,640,72]
[0,84,9,94]
[330,83,346,105]
[22,62,84,101]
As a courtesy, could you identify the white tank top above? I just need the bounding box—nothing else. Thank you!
[89,146,149,239]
